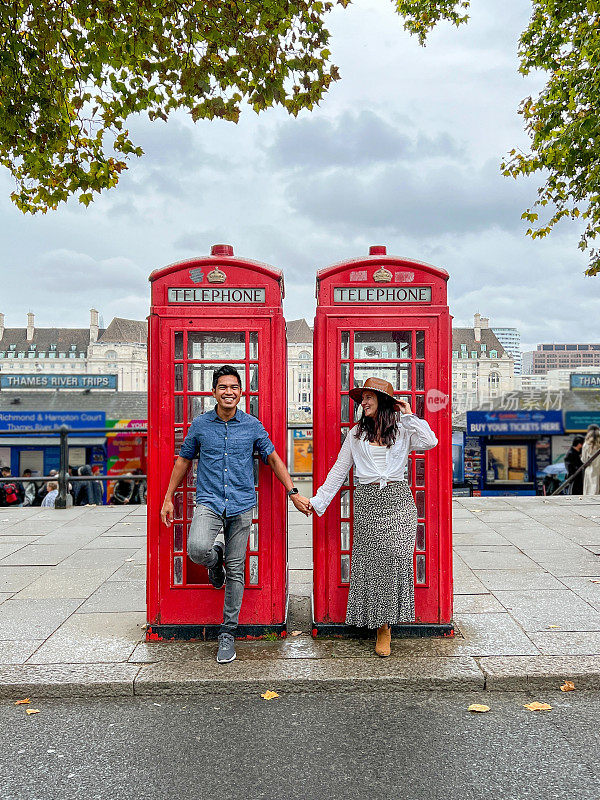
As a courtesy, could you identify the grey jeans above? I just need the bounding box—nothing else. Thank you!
[187,503,253,635]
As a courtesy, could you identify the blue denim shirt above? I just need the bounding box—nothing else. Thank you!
[179,406,275,517]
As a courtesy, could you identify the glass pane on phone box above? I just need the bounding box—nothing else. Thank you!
[416,362,425,391]
[248,364,258,392]
[416,490,425,518]
[416,523,426,551]
[254,491,259,515]
[341,331,350,359]
[188,364,244,392]
[341,427,349,446]
[187,463,197,488]
[340,363,350,390]
[188,395,211,421]
[174,363,184,392]
[173,556,183,585]
[253,458,259,487]
[415,395,425,418]
[416,554,426,584]
[249,396,259,418]
[174,396,184,424]
[174,332,183,360]
[248,555,259,585]
[173,524,184,552]
[249,523,259,551]
[188,332,245,360]
[353,401,363,422]
[354,364,410,390]
[340,394,349,422]
[174,427,184,449]
[415,459,425,486]
[173,492,183,519]
[186,493,195,517]
[340,489,350,518]
[354,331,411,359]
[340,522,350,551]
[249,332,259,359]
[416,331,425,360]
[340,554,350,583]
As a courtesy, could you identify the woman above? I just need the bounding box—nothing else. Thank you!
[309,377,438,657]
[582,424,600,495]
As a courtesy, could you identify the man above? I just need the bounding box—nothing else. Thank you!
[564,435,585,495]
[0,467,24,507]
[21,469,37,506]
[160,365,310,664]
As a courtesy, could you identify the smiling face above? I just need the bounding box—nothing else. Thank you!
[213,374,242,412]
[361,389,379,418]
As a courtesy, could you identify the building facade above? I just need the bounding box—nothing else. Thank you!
[492,326,522,375]
[452,314,514,412]
[287,318,313,421]
[0,310,148,392]
[523,343,600,375]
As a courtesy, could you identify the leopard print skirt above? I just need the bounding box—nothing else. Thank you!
[345,480,418,629]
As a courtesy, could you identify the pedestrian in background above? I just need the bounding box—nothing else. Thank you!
[0,467,24,507]
[309,377,438,658]
[41,481,59,508]
[582,425,600,495]
[21,469,37,506]
[564,435,585,495]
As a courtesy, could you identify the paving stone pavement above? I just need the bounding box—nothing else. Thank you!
[1,495,600,696]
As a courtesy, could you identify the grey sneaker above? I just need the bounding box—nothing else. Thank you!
[216,632,236,664]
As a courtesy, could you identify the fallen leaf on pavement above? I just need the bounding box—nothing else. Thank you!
[25,708,40,715]
[122,523,132,526]
[560,681,575,692]
[524,702,552,711]
[471,510,484,513]
[125,558,134,562]
[590,579,600,584]
[467,704,490,713]
[547,625,561,629]
[290,631,303,637]
[261,690,279,700]
[14,698,31,705]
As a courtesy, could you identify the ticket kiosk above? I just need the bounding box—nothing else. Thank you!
[146,245,287,639]
[312,246,453,635]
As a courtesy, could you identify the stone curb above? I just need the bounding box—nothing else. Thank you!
[2,655,600,697]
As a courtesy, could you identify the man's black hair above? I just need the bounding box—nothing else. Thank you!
[212,365,242,390]
[573,435,585,446]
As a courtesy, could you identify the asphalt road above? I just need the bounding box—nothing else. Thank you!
[1,690,598,800]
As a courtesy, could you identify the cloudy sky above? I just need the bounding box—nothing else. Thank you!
[0,0,597,351]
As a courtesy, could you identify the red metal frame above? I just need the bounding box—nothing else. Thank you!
[146,247,287,638]
[312,248,453,632]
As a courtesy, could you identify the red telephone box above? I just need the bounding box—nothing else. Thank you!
[312,246,453,636]
[146,245,288,639]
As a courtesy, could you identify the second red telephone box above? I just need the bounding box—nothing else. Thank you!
[312,246,453,636]
[146,245,287,639]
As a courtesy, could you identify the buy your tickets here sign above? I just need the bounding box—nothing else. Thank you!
[466,410,564,436]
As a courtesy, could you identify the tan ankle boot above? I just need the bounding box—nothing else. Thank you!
[375,624,391,657]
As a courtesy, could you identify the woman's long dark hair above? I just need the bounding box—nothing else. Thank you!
[354,393,398,446]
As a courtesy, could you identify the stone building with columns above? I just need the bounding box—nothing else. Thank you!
[287,318,313,421]
[0,310,148,392]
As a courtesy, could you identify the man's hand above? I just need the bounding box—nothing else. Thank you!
[291,494,312,516]
[160,498,174,527]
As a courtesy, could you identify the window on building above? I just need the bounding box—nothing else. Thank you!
[460,343,467,351]
[298,351,310,360]
[38,352,45,358]
[488,371,500,393]
[486,445,529,483]
[17,352,24,358]
[69,352,76,359]
[27,352,35,359]
[70,344,77,351]
[48,352,56,359]
[9,344,16,350]
[0,352,4,358]
[480,344,486,351]
[7,352,14,359]
[105,350,117,360]
[452,351,458,358]
[490,350,497,358]
[79,353,85,358]
[58,352,66,358]
[471,351,477,358]
[50,344,56,350]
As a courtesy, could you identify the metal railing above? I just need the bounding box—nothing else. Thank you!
[0,423,313,510]
[0,426,146,509]
[550,446,600,496]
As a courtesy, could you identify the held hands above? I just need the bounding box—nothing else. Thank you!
[290,493,313,517]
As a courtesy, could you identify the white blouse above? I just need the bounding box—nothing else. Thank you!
[309,413,438,517]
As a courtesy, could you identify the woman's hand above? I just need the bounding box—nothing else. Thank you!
[397,399,412,415]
